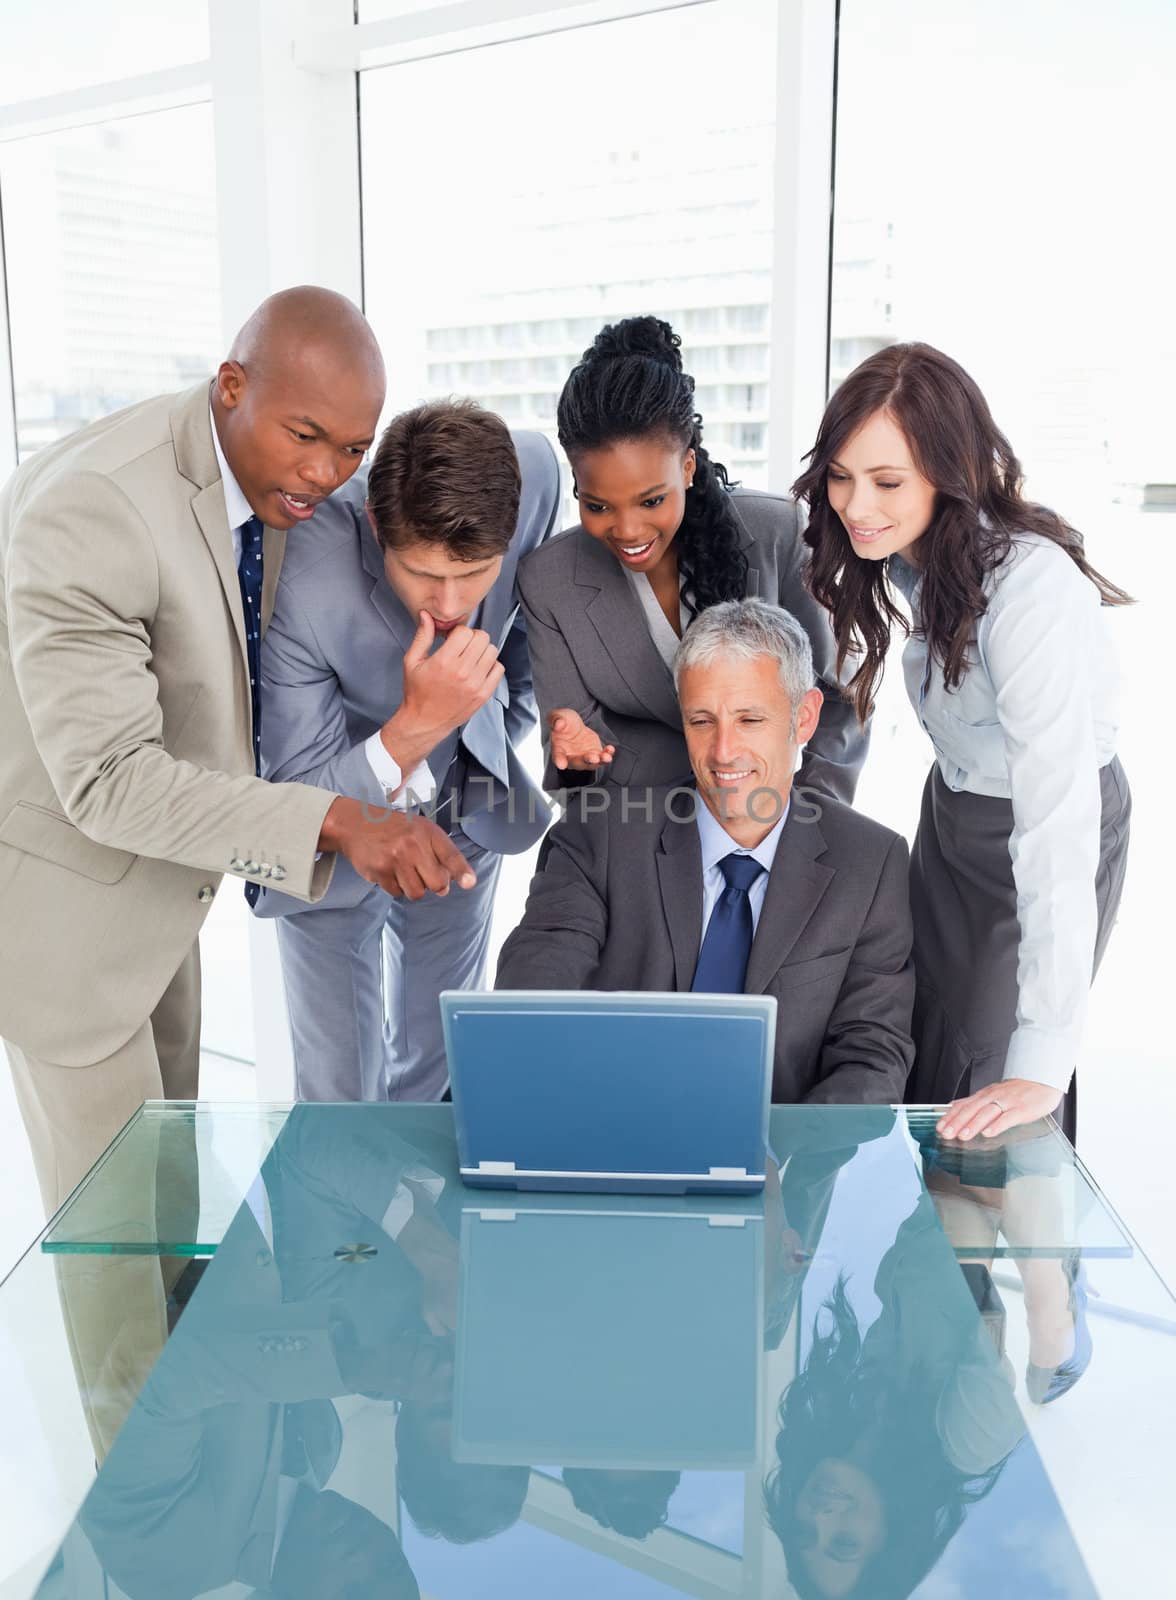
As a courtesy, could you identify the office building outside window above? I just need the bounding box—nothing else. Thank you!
[1,105,221,462]
[360,0,779,491]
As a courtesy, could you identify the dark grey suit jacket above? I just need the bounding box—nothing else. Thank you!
[516,488,868,800]
[496,785,915,1105]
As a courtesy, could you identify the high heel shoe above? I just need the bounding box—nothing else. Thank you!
[1025,1254,1091,1404]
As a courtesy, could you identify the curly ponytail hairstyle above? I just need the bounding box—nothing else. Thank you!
[556,315,748,617]
[793,342,1133,723]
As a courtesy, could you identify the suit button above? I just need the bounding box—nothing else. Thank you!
[197,885,215,904]
[269,864,287,883]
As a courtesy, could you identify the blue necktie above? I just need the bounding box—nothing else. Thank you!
[238,515,264,906]
[691,852,765,994]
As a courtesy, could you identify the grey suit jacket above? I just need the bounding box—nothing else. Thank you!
[516,488,868,800]
[255,430,562,917]
[496,785,915,1104]
[0,384,334,1064]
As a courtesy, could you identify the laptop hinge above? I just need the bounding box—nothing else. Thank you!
[475,1160,517,1175]
[708,1166,749,1180]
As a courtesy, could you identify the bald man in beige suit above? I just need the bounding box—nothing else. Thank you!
[0,287,475,1220]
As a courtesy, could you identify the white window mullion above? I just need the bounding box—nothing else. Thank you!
[766,0,837,487]
[208,0,362,340]
[207,0,363,1095]
[0,64,210,145]
[299,0,717,70]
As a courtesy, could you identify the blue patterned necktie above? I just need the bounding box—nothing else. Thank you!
[691,852,765,994]
[238,515,264,906]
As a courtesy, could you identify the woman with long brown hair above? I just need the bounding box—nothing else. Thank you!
[793,343,1131,1143]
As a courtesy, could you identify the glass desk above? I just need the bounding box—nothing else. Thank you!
[2,1103,1172,1598]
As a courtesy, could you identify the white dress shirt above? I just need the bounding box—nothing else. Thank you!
[695,793,790,944]
[890,535,1121,1092]
[210,406,432,806]
[625,567,689,670]
[209,404,253,569]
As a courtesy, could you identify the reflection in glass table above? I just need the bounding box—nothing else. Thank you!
[3,1103,1173,1598]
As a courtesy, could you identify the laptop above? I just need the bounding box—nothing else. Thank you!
[441,990,774,1194]
[453,1190,764,1468]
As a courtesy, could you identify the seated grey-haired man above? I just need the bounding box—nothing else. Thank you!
[497,599,914,1103]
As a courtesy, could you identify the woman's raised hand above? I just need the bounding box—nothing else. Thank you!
[549,708,616,772]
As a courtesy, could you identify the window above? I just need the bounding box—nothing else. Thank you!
[833,1,1174,520]
[360,0,778,484]
[684,307,722,334]
[1,105,221,461]
[686,344,721,373]
[727,303,767,333]
[0,0,207,104]
[832,0,1174,1090]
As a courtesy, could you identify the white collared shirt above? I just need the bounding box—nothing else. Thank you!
[695,793,790,946]
[210,405,430,805]
[890,535,1121,1092]
[625,567,689,670]
[209,403,254,567]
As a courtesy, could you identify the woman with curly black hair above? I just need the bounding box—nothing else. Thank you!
[765,1198,1025,1600]
[516,315,866,796]
[793,342,1132,1143]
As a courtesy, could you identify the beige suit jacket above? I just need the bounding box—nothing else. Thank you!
[0,383,336,1064]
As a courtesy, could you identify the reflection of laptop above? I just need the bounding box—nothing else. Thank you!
[442,990,774,1194]
[454,1192,763,1467]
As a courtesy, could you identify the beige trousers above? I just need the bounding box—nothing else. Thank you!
[4,941,201,1216]
[3,942,202,1458]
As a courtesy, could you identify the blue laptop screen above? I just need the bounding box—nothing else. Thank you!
[447,1001,770,1177]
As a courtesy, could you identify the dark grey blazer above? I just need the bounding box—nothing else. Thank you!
[496,785,915,1105]
[516,488,869,800]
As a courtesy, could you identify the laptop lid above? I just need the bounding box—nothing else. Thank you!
[454,1192,763,1468]
[442,991,774,1189]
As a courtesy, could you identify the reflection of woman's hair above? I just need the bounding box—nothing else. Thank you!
[556,315,749,617]
[764,1282,1004,1600]
[562,1467,681,1540]
[792,341,1132,722]
[396,1402,529,1544]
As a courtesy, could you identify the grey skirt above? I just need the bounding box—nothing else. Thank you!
[906,757,1131,1144]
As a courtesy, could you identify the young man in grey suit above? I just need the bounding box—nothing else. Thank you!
[497,599,915,1104]
[257,400,561,1102]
